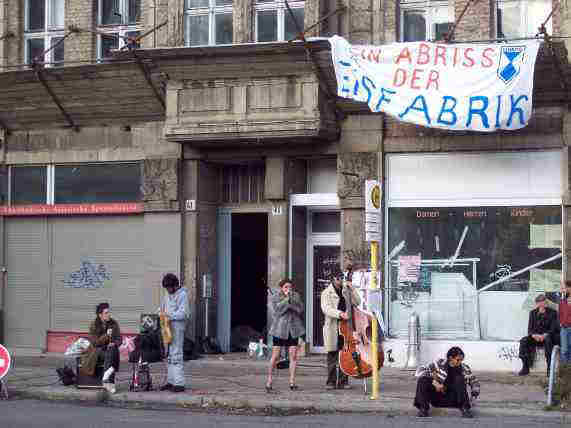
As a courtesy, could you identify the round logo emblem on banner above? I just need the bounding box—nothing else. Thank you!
[371,184,381,209]
[0,345,11,379]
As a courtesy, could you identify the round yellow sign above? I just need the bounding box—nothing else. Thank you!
[371,185,381,209]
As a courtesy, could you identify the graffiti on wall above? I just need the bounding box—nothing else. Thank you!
[497,344,519,361]
[63,261,112,289]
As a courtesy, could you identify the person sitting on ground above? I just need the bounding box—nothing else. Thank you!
[518,293,560,376]
[80,302,122,394]
[414,346,480,418]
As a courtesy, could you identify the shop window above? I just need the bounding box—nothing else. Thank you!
[54,163,141,203]
[25,0,65,65]
[185,0,233,46]
[497,0,551,39]
[400,0,453,42]
[221,164,265,203]
[311,211,340,233]
[387,206,561,341]
[255,0,304,42]
[97,0,141,60]
[11,166,48,205]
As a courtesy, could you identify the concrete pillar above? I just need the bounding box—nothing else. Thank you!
[561,0,571,55]
[65,0,96,64]
[337,115,382,268]
[265,157,288,288]
[233,0,252,43]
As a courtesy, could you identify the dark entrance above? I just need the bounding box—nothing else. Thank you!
[231,213,268,350]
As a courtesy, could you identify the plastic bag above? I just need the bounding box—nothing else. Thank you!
[248,339,268,359]
[64,338,91,357]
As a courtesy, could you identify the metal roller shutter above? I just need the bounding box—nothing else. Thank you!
[5,218,50,349]
[51,216,145,333]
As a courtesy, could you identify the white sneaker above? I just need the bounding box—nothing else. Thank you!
[102,367,115,382]
[104,382,116,394]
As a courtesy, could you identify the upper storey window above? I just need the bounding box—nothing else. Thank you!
[497,0,552,39]
[400,0,453,42]
[184,0,233,46]
[255,0,304,42]
[25,0,65,65]
[97,0,142,60]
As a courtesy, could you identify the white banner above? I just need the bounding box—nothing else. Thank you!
[329,36,541,132]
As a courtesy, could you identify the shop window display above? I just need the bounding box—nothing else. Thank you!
[387,206,561,341]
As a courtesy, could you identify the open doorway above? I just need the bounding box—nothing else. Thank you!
[230,213,268,350]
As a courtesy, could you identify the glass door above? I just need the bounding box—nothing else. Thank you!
[310,244,340,351]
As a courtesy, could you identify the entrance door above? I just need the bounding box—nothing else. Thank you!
[311,245,341,351]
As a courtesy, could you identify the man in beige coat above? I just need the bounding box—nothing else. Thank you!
[321,267,361,389]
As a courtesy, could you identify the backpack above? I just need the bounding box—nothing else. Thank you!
[56,367,76,386]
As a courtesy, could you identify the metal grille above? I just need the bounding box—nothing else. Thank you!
[221,164,265,203]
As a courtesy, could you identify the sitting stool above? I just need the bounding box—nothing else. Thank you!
[75,356,105,389]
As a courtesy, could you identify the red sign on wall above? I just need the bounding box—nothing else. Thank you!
[0,345,11,379]
[0,203,144,216]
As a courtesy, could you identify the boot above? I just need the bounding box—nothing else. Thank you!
[518,357,530,376]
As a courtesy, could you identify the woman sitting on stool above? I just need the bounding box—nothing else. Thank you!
[81,302,122,393]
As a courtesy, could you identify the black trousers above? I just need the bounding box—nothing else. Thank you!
[97,345,120,382]
[519,334,559,369]
[326,336,348,386]
[414,376,471,410]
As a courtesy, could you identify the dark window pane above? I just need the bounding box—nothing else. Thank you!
[28,0,46,31]
[312,212,340,233]
[215,12,233,44]
[101,0,122,25]
[125,31,141,49]
[11,166,47,205]
[216,0,232,5]
[403,10,426,42]
[27,38,45,64]
[433,22,452,41]
[284,7,304,41]
[0,167,7,205]
[52,37,64,63]
[257,10,277,42]
[100,34,119,58]
[55,163,141,203]
[128,0,141,24]
[187,14,209,46]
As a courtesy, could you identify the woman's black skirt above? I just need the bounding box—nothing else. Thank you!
[272,335,298,347]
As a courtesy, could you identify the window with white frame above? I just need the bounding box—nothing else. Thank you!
[25,0,65,65]
[97,0,142,60]
[497,0,552,39]
[399,0,453,42]
[255,0,304,43]
[184,0,233,46]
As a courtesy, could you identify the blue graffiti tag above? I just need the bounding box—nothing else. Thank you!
[63,261,111,289]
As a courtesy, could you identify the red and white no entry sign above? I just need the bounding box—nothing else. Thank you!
[0,344,11,379]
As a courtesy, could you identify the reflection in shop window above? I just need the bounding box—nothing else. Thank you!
[387,206,562,341]
[11,166,48,205]
[54,163,141,203]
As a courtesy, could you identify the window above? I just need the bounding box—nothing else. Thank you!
[387,206,562,340]
[55,163,141,203]
[221,164,265,203]
[10,166,48,205]
[25,0,65,65]
[184,0,233,46]
[8,163,141,205]
[97,0,142,60]
[311,212,340,233]
[255,0,304,42]
[400,0,453,42]
[497,0,552,39]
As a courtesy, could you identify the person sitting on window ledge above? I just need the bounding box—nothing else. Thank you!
[414,346,480,418]
[518,293,560,376]
[80,302,122,394]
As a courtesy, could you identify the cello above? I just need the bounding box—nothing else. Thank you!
[338,274,384,378]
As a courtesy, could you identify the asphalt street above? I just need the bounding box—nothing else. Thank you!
[1,399,566,428]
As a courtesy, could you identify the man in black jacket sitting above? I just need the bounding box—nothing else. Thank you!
[518,293,560,376]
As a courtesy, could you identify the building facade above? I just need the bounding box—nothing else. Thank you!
[0,0,569,371]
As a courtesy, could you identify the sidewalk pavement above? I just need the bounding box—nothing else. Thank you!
[2,352,568,420]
